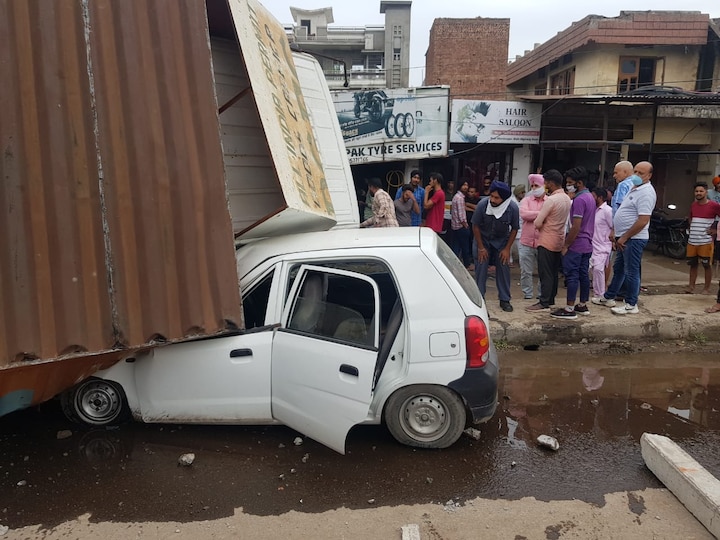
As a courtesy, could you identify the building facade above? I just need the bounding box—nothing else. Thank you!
[506,11,720,216]
[286,2,411,90]
[425,17,510,101]
[424,17,534,193]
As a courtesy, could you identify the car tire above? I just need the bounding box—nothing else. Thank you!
[402,113,415,137]
[384,385,466,449]
[61,378,129,427]
[384,114,396,138]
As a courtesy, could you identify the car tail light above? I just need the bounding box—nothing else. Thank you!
[465,315,489,368]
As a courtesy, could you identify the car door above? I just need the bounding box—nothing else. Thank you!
[133,269,279,423]
[271,264,380,454]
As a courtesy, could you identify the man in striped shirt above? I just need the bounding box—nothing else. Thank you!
[360,177,399,228]
[685,182,720,294]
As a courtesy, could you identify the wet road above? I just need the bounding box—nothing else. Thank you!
[1,349,718,530]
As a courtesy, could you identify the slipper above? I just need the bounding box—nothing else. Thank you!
[704,305,720,313]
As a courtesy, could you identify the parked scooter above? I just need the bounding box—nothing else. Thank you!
[648,205,688,259]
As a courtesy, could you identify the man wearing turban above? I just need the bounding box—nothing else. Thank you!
[471,180,520,312]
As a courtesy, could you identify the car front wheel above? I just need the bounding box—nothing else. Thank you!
[61,378,129,427]
[384,385,466,449]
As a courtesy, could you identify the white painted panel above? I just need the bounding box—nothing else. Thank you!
[292,52,359,229]
[211,3,337,239]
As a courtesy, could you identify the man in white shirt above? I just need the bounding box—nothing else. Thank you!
[592,162,656,315]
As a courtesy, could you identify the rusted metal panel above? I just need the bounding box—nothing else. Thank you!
[0,352,127,416]
[0,0,241,372]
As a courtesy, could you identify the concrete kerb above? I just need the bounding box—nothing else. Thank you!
[489,294,720,345]
[641,433,720,538]
[483,252,720,345]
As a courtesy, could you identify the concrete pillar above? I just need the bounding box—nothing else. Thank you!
[511,145,533,187]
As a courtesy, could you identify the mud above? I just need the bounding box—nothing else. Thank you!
[0,348,718,530]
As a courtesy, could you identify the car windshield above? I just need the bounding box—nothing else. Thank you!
[434,239,483,308]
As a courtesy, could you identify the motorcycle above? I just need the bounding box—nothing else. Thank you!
[648,207,688,259]
[352,90,392,123]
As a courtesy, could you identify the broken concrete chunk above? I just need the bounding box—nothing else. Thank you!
[293,437,303,446]
[401,524,420,540]
[178,453,195,466]
[537,435,560,451]
[463,427,482,440]
[56,430,72,440]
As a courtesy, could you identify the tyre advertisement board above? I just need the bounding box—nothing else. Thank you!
[332,87,449,164]
[450,100,542,144]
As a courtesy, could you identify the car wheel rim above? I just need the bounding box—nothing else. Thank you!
[77,382,122,424]
[399,394,450,442]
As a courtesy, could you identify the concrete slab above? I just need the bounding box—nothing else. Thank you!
[641,433,720,538]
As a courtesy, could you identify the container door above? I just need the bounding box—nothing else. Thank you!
[271,265,380,454]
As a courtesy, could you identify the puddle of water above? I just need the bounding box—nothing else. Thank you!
[0,351,717,528]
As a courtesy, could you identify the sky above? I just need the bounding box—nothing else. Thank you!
[259,0,720,87]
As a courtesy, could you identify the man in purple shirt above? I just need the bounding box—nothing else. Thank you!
[551,167,596,319]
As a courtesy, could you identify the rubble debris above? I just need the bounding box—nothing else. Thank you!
[178,453,195,466]
[463,427,482,440]
[536,435,560,451]
[401,524,420,540]
[293,437,303,446]
[56,430,72,440]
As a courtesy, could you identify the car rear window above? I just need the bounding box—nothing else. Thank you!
[434,240,483,307]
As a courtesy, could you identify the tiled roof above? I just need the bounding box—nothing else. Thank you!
[507,11,710,85]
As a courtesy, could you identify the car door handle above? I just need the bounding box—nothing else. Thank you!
[339,364,358,377]
[230,348,252,358]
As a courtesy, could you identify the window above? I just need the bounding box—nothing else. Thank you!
[550,67,575,95]
[393,25,402,36]
[287,269,376,347]
[242,270,274,329]
[393,52,401,62]
[534,83,547,96]
[618,57,656,92]
[286,260,399,342]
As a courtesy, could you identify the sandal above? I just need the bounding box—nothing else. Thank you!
[704,304,720,313]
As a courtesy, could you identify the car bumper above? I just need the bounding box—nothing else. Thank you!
[448,345,499,424]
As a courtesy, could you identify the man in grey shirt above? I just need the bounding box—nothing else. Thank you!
[394,184,420,226]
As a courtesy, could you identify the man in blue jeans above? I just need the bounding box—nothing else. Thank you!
[551,167,595,319]
[592,161,657,314]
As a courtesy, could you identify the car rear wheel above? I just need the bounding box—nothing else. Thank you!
[384,385,466,449]
[61,378,128,427]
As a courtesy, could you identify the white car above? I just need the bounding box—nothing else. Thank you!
[62,228,498,453]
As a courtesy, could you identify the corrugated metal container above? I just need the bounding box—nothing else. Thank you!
[0,0,241,372]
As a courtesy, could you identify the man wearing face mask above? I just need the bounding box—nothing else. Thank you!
[472,180,519,312]
[518,174,547,300]
[592,161,656,315]
[526,170,572,312]
[551,167,595,319]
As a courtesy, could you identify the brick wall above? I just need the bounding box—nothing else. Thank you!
[425,18,510,100]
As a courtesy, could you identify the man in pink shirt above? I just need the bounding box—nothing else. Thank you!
[518,174,547,300]
[525,170,572,311]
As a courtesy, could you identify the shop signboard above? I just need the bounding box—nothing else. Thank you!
[450,100,542,144]
[332,87,449,164]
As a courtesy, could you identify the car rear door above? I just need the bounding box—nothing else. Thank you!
[271,264,380,454]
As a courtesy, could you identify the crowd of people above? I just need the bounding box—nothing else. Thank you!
[357,165,720,316]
